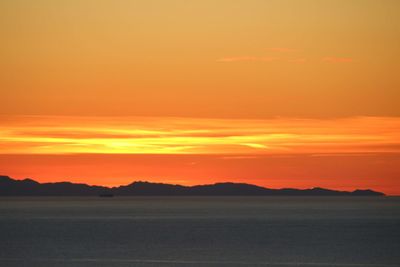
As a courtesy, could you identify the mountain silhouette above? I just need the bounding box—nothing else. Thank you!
[0,175,385,196]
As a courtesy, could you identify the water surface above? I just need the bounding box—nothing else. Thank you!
[0,197,399,267]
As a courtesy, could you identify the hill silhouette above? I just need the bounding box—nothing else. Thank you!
[0,175,385,196]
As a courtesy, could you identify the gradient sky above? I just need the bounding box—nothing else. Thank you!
[1,0,400,194]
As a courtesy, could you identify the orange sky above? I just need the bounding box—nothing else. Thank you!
[1,115,399,194]
[1,1,400,194]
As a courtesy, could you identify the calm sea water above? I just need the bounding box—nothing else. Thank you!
[0,197,399,267]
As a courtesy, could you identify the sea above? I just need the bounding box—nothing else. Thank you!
[0,196,399,267]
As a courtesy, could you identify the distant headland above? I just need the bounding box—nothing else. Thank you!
[0,175,385,196]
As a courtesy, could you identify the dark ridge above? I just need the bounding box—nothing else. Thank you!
[0,175,385,196]
[0,175,109,196]
[115,181,188,196]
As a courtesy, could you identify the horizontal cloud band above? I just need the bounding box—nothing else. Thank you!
[0,116,399,154]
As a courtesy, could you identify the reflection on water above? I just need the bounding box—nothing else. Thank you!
[0,197,399,267]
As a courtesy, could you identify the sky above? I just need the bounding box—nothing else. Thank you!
[1,0,400,194]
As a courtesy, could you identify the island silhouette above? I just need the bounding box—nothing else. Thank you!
[0,175,384,196]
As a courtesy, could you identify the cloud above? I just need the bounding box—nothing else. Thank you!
[322,57,353,63]
[217,56,310,64]
[216,56,254,62]
[216,56,276,62]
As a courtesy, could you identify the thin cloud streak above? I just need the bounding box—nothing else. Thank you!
[216,56,277,62]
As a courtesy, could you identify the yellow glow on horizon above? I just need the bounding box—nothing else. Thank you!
[0,115,399,155]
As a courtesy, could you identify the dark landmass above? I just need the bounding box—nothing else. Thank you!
[0,175,385,196]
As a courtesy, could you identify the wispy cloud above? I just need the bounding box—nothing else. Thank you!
[217,46,356,65]
[217,56,308,64]
[216,56,277,62]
